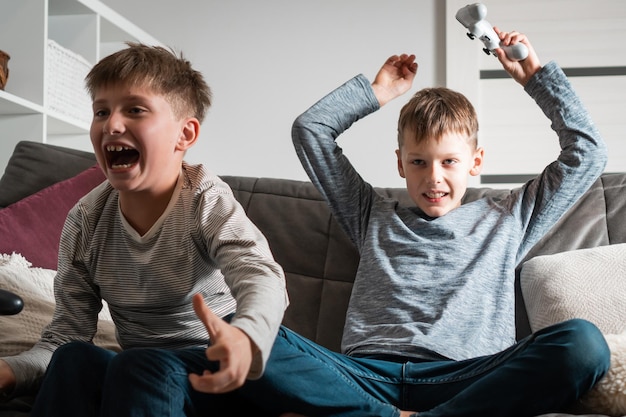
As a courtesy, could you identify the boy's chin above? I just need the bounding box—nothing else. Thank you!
[419,204,455,218]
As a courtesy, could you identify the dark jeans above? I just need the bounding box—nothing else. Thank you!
[244,318,609,417]
[29,343,272,417]
[30,318,609,417]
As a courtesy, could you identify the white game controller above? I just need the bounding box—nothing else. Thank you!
[456,3,528,61]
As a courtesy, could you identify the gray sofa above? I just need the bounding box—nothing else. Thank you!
[1,140,625,416]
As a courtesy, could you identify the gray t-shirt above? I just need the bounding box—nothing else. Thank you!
[292,61,607,361]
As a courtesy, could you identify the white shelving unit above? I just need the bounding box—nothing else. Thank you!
[0,0,161,174]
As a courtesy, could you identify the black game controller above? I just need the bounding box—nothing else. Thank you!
[0,289,24,315]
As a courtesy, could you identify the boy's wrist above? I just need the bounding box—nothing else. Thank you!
[371,83,393,107]
[0,360,16,394]
[520,63,543,87]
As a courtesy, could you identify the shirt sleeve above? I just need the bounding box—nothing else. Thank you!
[2,201,102,397]
[514,61,608,260]
[291,74,381,250]
[197,182,288,379]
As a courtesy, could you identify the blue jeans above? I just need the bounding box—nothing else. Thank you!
[29,343,273,417]
[30,318,609,417]
[242,318,609,417]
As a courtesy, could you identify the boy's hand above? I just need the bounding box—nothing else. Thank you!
[372,54,418,106]
[0,359,16,393]
[494,28,542,86]
[189,293,257,393]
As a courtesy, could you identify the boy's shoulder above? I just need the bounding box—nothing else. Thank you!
[78,179,115,209]
[181,162,233,197]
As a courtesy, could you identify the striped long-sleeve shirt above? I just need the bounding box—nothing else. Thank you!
[4,162,288,395]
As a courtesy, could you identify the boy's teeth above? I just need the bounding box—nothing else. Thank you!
[106,145,132,151]
[111,163,133,169]
[426,192,445,198]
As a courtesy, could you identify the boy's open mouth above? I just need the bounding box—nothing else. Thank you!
[425,192,448,199]
[106,145,140,169]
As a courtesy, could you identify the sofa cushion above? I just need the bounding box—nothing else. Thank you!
[0,253,119,357]
[0,165,105,270]
[0,141,96,208]
[222,176,360,352]
[520,243,626,335]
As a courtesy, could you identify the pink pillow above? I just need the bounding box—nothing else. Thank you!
[0,165,106,270]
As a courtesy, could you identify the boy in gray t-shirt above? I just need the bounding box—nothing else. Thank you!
[224,28,610,417]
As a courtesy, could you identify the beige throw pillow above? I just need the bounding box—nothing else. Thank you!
[521,243,626,335]
[521,244,626,416]
[0,252,119,357]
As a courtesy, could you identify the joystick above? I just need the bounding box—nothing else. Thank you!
[0,289,23,315]
[456,3,528,61]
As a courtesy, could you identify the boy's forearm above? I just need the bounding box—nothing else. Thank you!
[524,61,607,171]
[1,348,50,398]
[515,60,607,257]
[229,282,287,379]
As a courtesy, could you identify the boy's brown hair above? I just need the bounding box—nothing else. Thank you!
[85,43,212,123]
[397,87,478,149]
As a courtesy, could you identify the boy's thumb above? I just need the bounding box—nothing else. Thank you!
[192,293,222,340]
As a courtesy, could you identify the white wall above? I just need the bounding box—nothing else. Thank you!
[101,0,626,188]
[100,0,445,187]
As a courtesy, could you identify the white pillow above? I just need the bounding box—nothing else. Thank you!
[520,243,626,334]
[521,244,626,416]
[0,252,119,356]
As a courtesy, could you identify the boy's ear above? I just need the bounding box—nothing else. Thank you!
[176,117,200,151]
[469,147,484,176]
[396,149,406,178]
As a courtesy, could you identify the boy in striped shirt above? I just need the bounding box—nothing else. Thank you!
[0,43,288,416]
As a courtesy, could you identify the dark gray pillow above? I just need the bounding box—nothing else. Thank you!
[0,141,96,208]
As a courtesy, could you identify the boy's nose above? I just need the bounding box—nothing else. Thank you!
[103,113,124,135]
[427,165,443,184]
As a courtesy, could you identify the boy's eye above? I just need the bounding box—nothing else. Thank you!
[443,159,456,165]
[94,109,108,117]
[129,107,145,114]
[411,159,425,165]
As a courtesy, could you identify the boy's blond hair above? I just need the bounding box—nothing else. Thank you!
[85,43,212,123]
[397,87,478,149]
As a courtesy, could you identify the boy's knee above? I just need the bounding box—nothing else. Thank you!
[52,341,107,365]
[108,348,155,375]
[571,319,610,368]
[48,341,114,380]
[108,348,187,381]
[549,319,610,378]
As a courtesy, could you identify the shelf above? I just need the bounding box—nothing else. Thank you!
[49,0,92,15]
[0,0,161,176]
[0,90,44,115]
[47,110,90,134]
[79,0,161,46]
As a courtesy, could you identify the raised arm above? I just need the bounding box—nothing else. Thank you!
[371,54,418,106]
[493,27,542,86]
